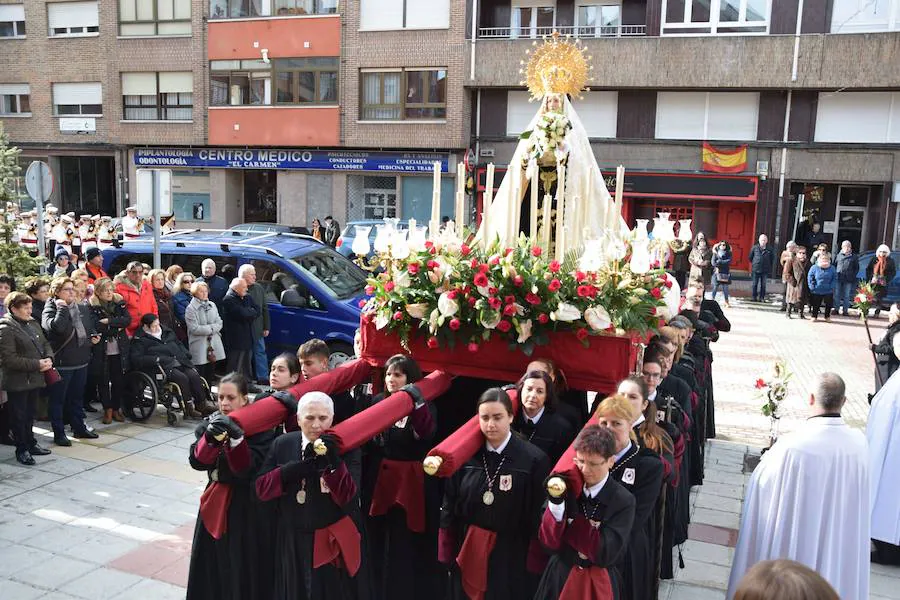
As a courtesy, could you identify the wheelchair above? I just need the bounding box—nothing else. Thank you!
[123,365,214,426]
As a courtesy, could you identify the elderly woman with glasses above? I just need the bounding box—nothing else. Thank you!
[172,271,196,328]
[185,280,225,383]
[42,276,101,446]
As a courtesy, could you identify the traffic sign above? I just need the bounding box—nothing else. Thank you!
[25,161,53,203]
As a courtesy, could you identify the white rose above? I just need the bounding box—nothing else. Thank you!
[555,302,581,322]
[583,305,612,331]
[428,308,440,334]
[393,269,410,289]
[438,292,459,317]
[481,310,501,329]
[375,311,390,330]
[517,319,533,344]
[406,303,428,319]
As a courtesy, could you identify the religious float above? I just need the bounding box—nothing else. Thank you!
[224,32,687,499]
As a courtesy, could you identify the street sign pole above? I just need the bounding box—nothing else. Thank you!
[25,161,53,275]
[152,171,161,269]
[36,173,46,274]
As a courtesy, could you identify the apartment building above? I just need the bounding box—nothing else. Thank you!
[467,0,900,266]
[1,0,469,228]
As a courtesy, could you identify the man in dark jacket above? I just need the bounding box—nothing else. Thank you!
[198,258,229,315]
[323,215,340,248]
[833,240,860,317]
[221,277,260,379]
[748,234,775,302]
[239,264,271,384]
[130,314,210,417]
[805,222,826,252]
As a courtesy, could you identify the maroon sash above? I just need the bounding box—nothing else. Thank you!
[369,458,425,533]
[559,566,614,600]
[313,515,361,576]
[199,482,232,539]
[456,525,498,600]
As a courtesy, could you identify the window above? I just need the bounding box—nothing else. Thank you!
[119,0,191,35]
[0,84,30,116]
[359,0,449,30]
[122,72,193,120]
[290,248,368,300]
[511,3,555,39]
[506,90,618,137]
[47,1,99,36]
[209,0,270,19]
[815,92,900,143]
[831,0,899,33]
[576,4,621,37]
[210,60,271,105]
[656,92,759,141]
[0,4,25,37]
[273,0,337,16]
[360,69,446,120]
[53,82,102,116]
[661,0,768,34]
[274,58,338,104]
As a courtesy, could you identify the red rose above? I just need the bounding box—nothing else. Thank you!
[575,271,586,282]
[467,342,480,353]
[575,327,588,341]
[525,292,541,305]
[538,313,549,324]
[650,287,662,299]
[425,241,434,250]
[548,260,561,273]
[427,260,438,269]
[496,320,511,333]
[479,264,491,274]
[384,281,395,292]
[513,275,524,287]
[408,263,420,275]
[577,285,591,298]
[429,246,437,255]
[548,279,562,292]
[449,318,461,331]
[474,273,489,288]
[755,378,766,389]
[365,285,375,296]
[490,255,501,266]
[488,286,498,295]
[461,244,472,256]
[664,278,673,289]
[504,295,515,305]
[463,285,472,294]
[467,296,477,307]
[469,258,478,269]
[447,290,458,300]
[505,248,514,257]
[427,337,439,349]
[358,300,367,308]
[531,246,542,257]
[503,304,517,316]
[488,297,502,310]
[393,311,403,321]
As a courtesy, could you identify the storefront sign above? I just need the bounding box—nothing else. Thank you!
[133,148,450,173]
[601,171,758,201]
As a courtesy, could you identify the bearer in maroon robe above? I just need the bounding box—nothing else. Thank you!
[534,425,636,600]
[256,391,362,600]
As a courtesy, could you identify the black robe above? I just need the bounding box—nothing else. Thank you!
[256,432,363,600]
[610,442,664,600]
[440,434,551,600]
[362,393,442,600]
[652,380,692,550]
[512,408,577,464]
[186,419,278,600]
[535,478,636,600]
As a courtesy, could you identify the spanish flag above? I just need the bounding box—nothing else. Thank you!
[702,143,748,174]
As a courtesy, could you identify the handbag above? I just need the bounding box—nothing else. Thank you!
[716,270,731,284]
[44,368,62,386]
[11,318,64,387]
[207,337,217,363]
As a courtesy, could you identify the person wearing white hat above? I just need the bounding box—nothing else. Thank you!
[80,215,98,253]
[122,206,140,239]
[44,206,59,257]
[17,212,38,255]
[52,214,74,258]
[98,216,114,250]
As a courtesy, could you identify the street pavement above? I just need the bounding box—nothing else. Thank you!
[1,292,899,599]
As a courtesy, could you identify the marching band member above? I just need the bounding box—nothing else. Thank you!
[187,372,278,600]
[121,206,141,239]
[52,214,74,258]
[79,215,97,254]
[71,214,88,264]
[439,387,550,600]
[45,205,58,256]
[595,394,664,600]
[18,212,38,256]
[97,216,114,249]
[256,391,363,600]
[534,425,636,599]
[160,214,176,235]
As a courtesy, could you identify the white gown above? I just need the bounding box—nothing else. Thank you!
[727,416,869,600]
[869,369,900,545]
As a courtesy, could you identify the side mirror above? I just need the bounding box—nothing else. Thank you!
[280,288,307,308]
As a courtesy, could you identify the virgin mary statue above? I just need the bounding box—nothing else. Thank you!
[476,33,626,257]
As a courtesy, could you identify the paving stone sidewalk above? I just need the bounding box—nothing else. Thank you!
[1,301,899,599]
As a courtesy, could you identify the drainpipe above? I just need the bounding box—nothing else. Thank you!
[775,0,803,249]
[470,0,478,81]
[474,89,482,163]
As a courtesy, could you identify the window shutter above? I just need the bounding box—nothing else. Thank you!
[706,92,758,141]
[53,82,102,105]
[0,83,29,95]
[359,0,402,30]
[572,92,618,138]
[655,92,706,140]
[406,0,449,28]
[158,72,193,93]
[815,92,893,143]
[0,4,25,21]
[506,90,535,136]
[47,1,99,30]
[122,73,158,96]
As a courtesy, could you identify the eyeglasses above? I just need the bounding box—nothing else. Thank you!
[183,280,194,285]
[641,371,662,380]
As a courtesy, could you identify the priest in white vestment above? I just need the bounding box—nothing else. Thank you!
[868,368,900,565]
[727,372,869,600]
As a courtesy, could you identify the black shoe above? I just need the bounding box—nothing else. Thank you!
[29,443,51,456]
[15,450,35,466]
[53,434,72,447]
[83,404,99,413]
[73,429,99,439]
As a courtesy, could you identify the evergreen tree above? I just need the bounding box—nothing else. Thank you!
[0,123,46,280]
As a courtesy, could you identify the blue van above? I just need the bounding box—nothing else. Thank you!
[101,230,367,365]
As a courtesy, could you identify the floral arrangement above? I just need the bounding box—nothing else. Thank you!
[755,359,791,447]
[520,111,572,165]
[853,282,877,318]
[362,233,670,355]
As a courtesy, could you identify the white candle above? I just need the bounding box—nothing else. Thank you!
[529,169,539,241]
[431,161,441,234]
[555,166,567,259]
[541,193,553,251]
[510,164,521,247]
[614,165,625,229]
[483,163,494,248]
[455,191,465,232]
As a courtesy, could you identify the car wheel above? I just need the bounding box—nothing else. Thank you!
[328,342,354,369]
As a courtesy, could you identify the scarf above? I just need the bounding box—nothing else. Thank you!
[67,302,87,346]
[792,258,806,283]
[875,255,887,276]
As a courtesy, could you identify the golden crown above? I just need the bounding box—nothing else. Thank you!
[519,31,593,100]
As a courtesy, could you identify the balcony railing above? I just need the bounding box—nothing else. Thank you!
[478,24,646,39]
